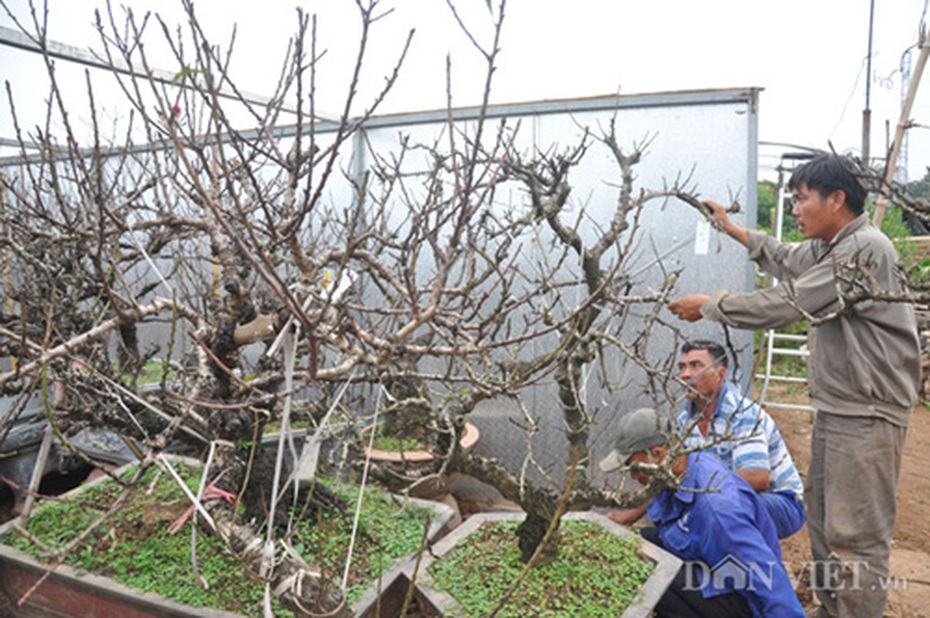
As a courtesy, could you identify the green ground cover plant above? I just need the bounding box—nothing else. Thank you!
[298,477,437,603]
[7,462,272,614]
[369,426,428,453]
[427,519,654,617]
[5,461,436,615]
[115,358,176,386]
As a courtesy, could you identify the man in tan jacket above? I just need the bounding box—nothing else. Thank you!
[668,153,920,618]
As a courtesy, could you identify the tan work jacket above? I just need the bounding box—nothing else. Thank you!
[702,214,920,427]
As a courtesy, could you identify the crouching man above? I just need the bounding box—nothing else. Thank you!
[600,407,804,617]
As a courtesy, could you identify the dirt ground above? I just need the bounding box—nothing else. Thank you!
[767,394,930,617]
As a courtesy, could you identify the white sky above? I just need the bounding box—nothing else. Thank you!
[2,0,929,182]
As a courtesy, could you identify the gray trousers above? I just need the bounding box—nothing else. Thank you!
[806,411,906,618]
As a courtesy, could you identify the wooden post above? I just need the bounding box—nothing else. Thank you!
[20,426,54,523]
[872,28,929,228]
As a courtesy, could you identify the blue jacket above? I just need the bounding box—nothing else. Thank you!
[647,452,804,617]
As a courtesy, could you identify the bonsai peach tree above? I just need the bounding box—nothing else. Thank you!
[0,0,784,614]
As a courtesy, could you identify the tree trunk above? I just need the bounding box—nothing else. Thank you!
[203,443,353,617]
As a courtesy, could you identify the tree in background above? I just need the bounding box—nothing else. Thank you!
[906,169,930,201]
[757,179,777,233]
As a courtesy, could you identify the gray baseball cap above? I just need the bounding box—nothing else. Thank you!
[598,408,672,472]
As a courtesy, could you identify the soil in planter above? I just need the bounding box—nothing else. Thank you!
[5,461,438,615]
[427,519,654,617]
[372,415,432,453]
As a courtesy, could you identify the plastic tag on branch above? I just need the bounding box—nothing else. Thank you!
[694,220,711,256]
[293,433,322,483]
[322,268,357,303]
[293,373,355,484]
[266,268,357,358]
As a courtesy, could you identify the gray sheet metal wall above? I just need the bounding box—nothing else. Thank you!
[353,89,760,485]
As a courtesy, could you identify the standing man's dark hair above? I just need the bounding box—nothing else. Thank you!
[787,153,867,216]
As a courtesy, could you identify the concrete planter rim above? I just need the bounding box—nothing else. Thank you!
[0,457,457,618]
[355,510,682,618]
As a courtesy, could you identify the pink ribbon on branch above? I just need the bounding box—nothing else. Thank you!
[168,470,236,535]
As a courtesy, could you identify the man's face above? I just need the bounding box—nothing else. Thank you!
[677,349,726,405]
[626,448,663,485]
[790,182,838,241]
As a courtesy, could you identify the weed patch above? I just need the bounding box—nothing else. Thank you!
[6,462,437,615]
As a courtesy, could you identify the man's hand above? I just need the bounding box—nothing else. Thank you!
[703,199,751,248]
[607,504,648,527]
[668,294,710,322]
[702,200,731,230]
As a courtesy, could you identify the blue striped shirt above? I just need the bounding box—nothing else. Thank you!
[676,382,803,499]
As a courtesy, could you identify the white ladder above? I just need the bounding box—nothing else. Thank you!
[755,154,815,412]
[756,330,813,411]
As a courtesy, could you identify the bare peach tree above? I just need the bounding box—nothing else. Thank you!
[0,0,763,614]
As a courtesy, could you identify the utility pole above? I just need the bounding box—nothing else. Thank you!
[862,0,875,167]
[898,47,914,184]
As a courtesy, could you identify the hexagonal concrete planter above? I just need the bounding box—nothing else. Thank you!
[353,511,682,618]
[0,460,456,618]
[0,548,239,618]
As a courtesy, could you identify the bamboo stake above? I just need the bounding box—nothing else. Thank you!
[872,27,929,228]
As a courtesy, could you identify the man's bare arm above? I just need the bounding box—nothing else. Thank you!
[737,468,770,492]
[606,502,649,527]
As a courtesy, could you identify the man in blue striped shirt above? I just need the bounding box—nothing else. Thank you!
[676,339,805,539]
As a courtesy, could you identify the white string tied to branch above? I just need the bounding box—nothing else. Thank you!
[188,440,221,589]
[342,382,385,590]
[262,327,297,617]
[266,269,357,359]
[261,269,358,614]
[261,329,361,614]
[158,453,218,532]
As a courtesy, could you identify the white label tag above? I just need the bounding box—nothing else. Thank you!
[694,220,711,255]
